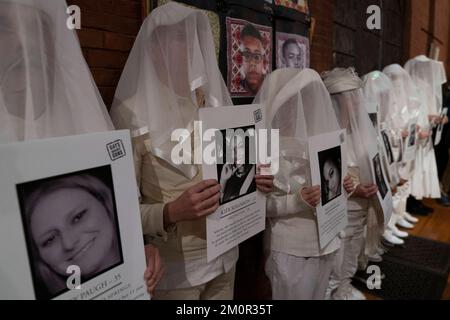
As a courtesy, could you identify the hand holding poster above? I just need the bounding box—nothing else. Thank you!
[435,108,449,146]
[0,131,148,300]
[199,105,267,262]
[308,130,348,250]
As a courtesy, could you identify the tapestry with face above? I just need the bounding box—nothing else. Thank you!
[276,32,310,70]
[226,17,272,98]
[274,0,309,14]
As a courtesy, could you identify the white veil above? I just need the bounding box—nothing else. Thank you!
[254,68,341,194]
[404,56,444,199]
[383,64,421,126]
[324,68,390,252]
[110,2,232,178]
[0,0,113,143]
[363,70,408,132]
[405,55,447,116]
[323,68,378,185]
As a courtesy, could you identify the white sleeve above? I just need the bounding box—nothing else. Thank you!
[266,186,313,218]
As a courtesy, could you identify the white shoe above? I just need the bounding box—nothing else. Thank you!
[396,217,415,229]
[389,225,409,238]
[376,247,385,256]
[402,212,419,224]
[333,285,366,300]
[383,230,405,245]
[368,253,383,263]
[350,287,367,300]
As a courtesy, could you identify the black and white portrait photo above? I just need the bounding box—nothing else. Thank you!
[373,154,388,200]
[369,113,379,133]
[318,146,342,206]
[397,137,404,162]
[276,32,310,70]
[16,166,123,300]
[216,126,257,205]
[381,130,395,165]
[408,123,416,147]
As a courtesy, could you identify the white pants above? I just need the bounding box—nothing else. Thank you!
[265,250,336,300]
[388,183,410,228]
[154,267,236,300]
[328,210,367,299]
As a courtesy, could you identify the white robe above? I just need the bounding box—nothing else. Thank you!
[405,56,446,199]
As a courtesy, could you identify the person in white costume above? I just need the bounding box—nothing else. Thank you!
[0,0,164,297]
[405,55,447,200]
[361,71,399,255]
[110,2,273,300]
[363,68,414,247]
[383,65,425,244]
[256,68,355,300]
[323,68,380,300]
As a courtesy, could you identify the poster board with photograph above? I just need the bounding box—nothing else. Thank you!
[365,103,380,135]
[275,32,310,69]
[404,122,417,162]
[380,129,399,186]
[199,105,266,262]
[308,130,348,250]
[0,131,148,300]
[368,144,393,226]
[435,108,448,146]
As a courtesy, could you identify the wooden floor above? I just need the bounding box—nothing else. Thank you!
[365,198,450,300]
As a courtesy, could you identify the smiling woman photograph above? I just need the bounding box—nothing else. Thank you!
[17,167,123,300]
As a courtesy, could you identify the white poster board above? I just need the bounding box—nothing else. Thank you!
[404,122,417,162]
[435,108,448,146]
[199,105,266,262]
[0,131,148,300]
[308,130,348,250]
[368,143,393,227]
[380,129,399,185]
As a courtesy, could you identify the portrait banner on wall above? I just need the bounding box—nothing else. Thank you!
[226,17,272,98]
[0,131,148,300]
[308,130,348,250]
[275,32,310,69]
[199,105,266,262]
[274,0,309,14]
